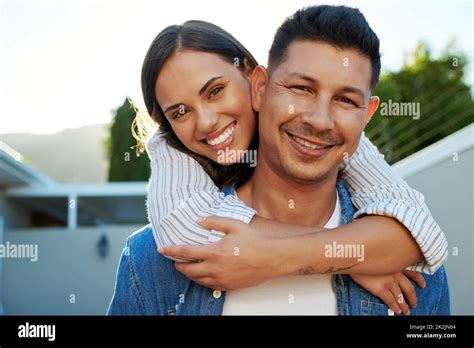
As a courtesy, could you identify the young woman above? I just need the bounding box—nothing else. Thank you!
[133,20,447,315]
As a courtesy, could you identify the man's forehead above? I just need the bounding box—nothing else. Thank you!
[274,40,373,91]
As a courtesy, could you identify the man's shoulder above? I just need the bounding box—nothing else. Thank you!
[111,225,178,315]
[127,225,157,254]
[125,225,174,273]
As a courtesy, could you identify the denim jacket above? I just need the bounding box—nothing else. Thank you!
[107,182,450,316]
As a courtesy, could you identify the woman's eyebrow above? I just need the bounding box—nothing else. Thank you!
[198,76,223,96]
[163,76,224,113]
[164,103,183,113]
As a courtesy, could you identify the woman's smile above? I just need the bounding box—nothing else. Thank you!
[203,121,237,151]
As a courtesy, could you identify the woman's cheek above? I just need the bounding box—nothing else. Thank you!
[222,86,246,114]
[173,124,195,149]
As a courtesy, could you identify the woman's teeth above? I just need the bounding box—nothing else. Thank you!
[291,135,328,150]
[206,123,236,146]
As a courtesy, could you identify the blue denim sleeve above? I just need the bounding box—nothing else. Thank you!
[432,266,451,315]
[107,237,145,315]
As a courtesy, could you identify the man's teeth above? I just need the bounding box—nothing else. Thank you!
[206,124,236,146]
[291,135,328,150]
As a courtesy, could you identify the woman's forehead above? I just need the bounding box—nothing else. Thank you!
[155,50,238,101]
[159,50,235,81]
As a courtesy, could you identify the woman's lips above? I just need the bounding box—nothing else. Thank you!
[204,121,237,151]
[286,132,335,159]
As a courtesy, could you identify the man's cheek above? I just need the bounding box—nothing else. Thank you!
[342,137,361,159]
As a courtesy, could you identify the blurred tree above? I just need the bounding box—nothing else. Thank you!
[366,41,473,163]
[106,98,150,181]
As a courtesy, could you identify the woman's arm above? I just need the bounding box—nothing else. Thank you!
[280,215,424,276]
[146,131,256,261]
[161,215,424,289]
[339,134,448,274]
[163,215,426,315]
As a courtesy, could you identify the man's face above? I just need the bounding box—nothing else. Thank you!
[253,40,379,184]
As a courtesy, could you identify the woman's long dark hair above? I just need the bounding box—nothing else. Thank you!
[137,20,259,188]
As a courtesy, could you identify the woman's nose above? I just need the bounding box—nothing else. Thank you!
[196,109,220,135]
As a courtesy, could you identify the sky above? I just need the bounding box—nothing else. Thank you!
[0,0,472,134]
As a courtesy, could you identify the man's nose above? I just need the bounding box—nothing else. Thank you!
[300,99,335,131]
[196,108,220,135]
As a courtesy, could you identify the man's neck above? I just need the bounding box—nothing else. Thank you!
[236,155,338,228]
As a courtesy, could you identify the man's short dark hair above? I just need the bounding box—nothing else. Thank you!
[268,5,381,90]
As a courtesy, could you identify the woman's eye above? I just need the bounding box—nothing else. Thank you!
[209,86,224,98]
[338,97,356,106]
[172,106,188,119]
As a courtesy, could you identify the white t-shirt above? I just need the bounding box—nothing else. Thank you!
[222,192,341,315]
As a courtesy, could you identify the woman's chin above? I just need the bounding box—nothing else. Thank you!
[195,137,252,166]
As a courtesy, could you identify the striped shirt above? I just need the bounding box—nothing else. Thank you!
[145,131,448,274]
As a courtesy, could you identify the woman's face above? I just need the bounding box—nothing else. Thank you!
[155,50,257,164]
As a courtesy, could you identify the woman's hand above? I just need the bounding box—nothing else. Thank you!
[158,216,289,291]
[350,270,426,315]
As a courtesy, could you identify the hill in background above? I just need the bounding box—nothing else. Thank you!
[1,124,109,183]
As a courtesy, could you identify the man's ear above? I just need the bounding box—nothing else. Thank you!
[251,65,268,112]
[364,96,379,127]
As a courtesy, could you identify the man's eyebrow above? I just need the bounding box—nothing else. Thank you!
[340,86,367,100]
[199,76,223,96]
[286,72,318,84]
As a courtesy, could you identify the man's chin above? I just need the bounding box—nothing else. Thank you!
[281,161,338,184]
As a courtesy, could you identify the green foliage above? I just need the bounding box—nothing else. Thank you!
[366,41,473,163]
[107,98,150,181]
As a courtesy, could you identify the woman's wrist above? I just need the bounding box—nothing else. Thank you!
[266,236,302,278]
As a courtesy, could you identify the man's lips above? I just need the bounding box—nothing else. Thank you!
[286,131,337,158]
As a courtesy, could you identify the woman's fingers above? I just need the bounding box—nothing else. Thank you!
[159,243,213,261]
[196,216,242,234]
[175,261,211,278]
[378,289,401,315]
[403,270,426,289]
[191,277,221,290]
[398,273,418,308]
[390,283,410,315]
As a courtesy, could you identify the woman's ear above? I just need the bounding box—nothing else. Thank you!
[251,65,268,112]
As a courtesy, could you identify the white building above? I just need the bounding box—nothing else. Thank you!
[0,142,148,314]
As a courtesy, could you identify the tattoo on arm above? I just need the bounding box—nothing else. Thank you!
[298,263,358,275]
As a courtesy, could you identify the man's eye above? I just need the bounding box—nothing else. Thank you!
[209,86,224,98]
[290,85,311,93]
[338,97,356,105]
